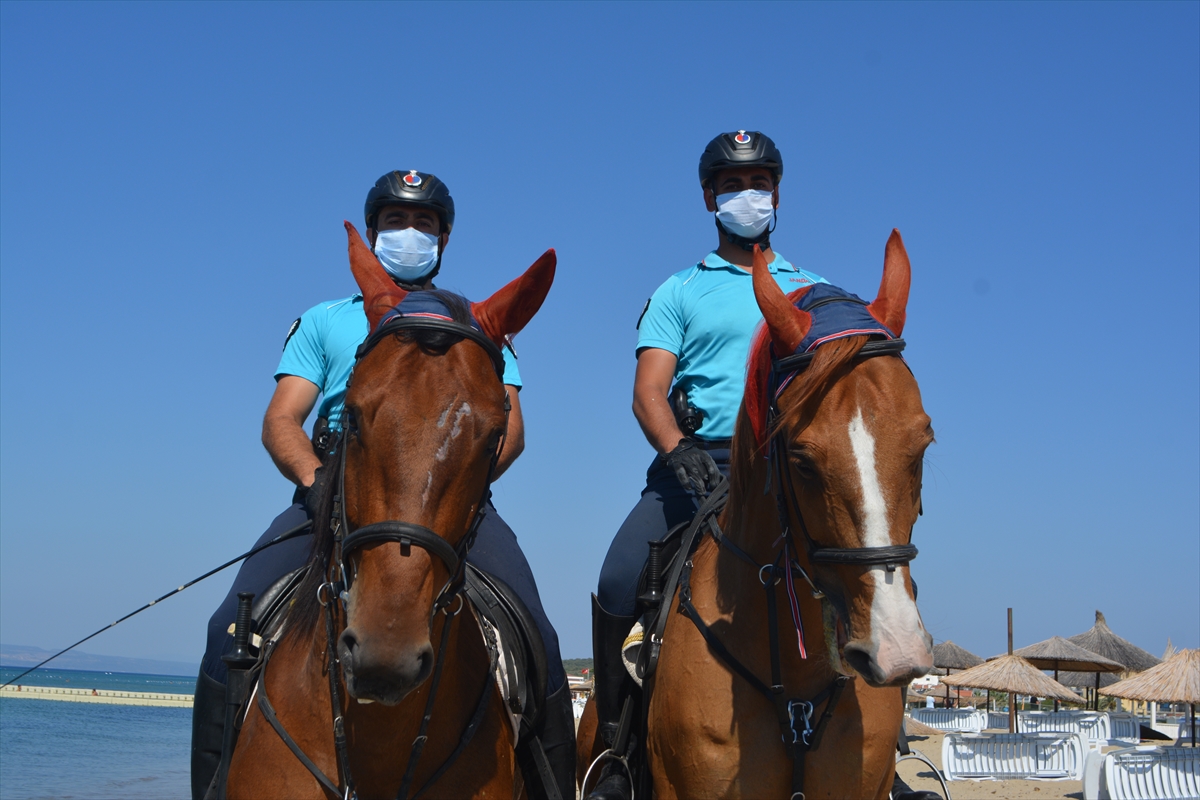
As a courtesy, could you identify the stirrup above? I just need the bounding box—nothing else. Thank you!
[581,748,634,800]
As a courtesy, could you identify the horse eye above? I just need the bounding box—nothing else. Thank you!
[789,451,817,477]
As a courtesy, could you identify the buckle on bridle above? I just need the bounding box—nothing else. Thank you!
[787,699,815,748]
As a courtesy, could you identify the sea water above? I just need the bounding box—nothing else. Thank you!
[0,667,192,799]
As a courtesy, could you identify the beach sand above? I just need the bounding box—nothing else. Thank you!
[898,732,1084,800]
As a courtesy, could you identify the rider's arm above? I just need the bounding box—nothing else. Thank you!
[495,385,524,478]
[633,348,686,455]
[262,375,323,488]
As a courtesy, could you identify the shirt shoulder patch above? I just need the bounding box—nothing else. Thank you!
[636,298,651,330]
[283,318,301,352]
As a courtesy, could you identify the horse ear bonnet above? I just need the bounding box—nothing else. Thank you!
[786,285,896,354]
[745,284,898,449]
[377,292,482,332]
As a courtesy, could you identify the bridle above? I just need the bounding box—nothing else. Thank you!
[675,316,921,800]
[255,314,510,800]
[766,334,918,596]
[331,314,509,616]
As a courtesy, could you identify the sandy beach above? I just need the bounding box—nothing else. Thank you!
[898,732,1083,800]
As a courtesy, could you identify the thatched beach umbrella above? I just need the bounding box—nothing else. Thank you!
[1067,610,1161,709]
[943,654,1085,731]
[1013,636,1124,711]
[1102,649,1200,747]
[933,641,984,708]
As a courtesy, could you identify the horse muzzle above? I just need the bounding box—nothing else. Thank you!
[337,627,434,705]
[842,627,934,687]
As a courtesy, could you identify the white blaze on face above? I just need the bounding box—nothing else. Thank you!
[434,402,472,462]
[847,409,927,668]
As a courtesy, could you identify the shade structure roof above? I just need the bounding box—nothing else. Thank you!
[933,640,984,671]
[1067,611,1161,672]
[1101,649,1200,704]
[942,654,1085,703]
[1009,636,1125,673]
[1057,670,1121,689]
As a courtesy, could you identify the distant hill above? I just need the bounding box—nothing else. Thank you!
[562,658,593,676]
[1,643,197,676]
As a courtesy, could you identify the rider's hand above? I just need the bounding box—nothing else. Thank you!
[662,438,722,496]
[302,466,329,518]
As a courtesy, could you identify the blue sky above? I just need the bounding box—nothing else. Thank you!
[1,1,1196,670]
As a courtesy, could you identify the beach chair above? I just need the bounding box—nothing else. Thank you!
[1107,712,1142,746]
[1082,745,1200,800]
[941,731,1087,781]
[1176,718,1198,746]
[909,707,986,733]
[986,711,1010,730]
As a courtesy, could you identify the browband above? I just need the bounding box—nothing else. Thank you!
[356,316,507,378]
[773,338,906,377]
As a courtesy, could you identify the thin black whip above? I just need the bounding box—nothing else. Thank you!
[0,519,313,688]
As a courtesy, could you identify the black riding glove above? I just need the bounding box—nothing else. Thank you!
[662,438,722,496]
[302,466,329,518]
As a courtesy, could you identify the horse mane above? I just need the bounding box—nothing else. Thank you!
[731,333,870,505]
[285,288,478,640]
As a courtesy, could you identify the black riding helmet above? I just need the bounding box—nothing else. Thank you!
[697,130,783,188]
[699,131,783,251]
[364,170,456,233]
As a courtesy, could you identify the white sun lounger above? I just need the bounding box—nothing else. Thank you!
[909,708,986,733]
[1019,710,1140,747]
[1082,745,1200,800]
[942,732,1087,781]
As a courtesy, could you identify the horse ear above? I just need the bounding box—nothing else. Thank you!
[471,249,556,344]
[345,220,407,332]
[751,245,812,355]
[866,229,910,337]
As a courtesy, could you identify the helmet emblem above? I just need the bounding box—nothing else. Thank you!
[734,130,752,144]
[403,170,423,187]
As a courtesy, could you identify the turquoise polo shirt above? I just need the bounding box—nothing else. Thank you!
[276,294,522,433]
[636,252,827,441]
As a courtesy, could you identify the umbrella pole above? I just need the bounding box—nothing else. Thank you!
[1008,608,1015,733]
[1054,666,1060,713]
[1192,702,1196,748]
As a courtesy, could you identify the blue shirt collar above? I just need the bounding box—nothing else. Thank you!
[700,251,795,275]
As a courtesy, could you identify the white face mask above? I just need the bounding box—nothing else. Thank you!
[373,228,440,283]
[715,189,775,238]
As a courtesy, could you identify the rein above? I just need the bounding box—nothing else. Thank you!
[676,330,918,800]
[255,315,510,800]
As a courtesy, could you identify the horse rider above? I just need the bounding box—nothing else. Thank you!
[587,132,938,800]
[191,170,576,800]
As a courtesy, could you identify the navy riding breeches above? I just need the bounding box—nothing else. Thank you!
[201,499,565,692]
[597,447,731,618]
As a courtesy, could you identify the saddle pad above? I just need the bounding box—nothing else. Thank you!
[463,565,549,742]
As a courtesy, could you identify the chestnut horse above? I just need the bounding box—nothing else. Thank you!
[226,223,555,799]
[580,230,933,799]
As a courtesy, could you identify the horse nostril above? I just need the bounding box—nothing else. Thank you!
[338,631,358,664]
[843,643,881,683]
[413,645,434,685]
